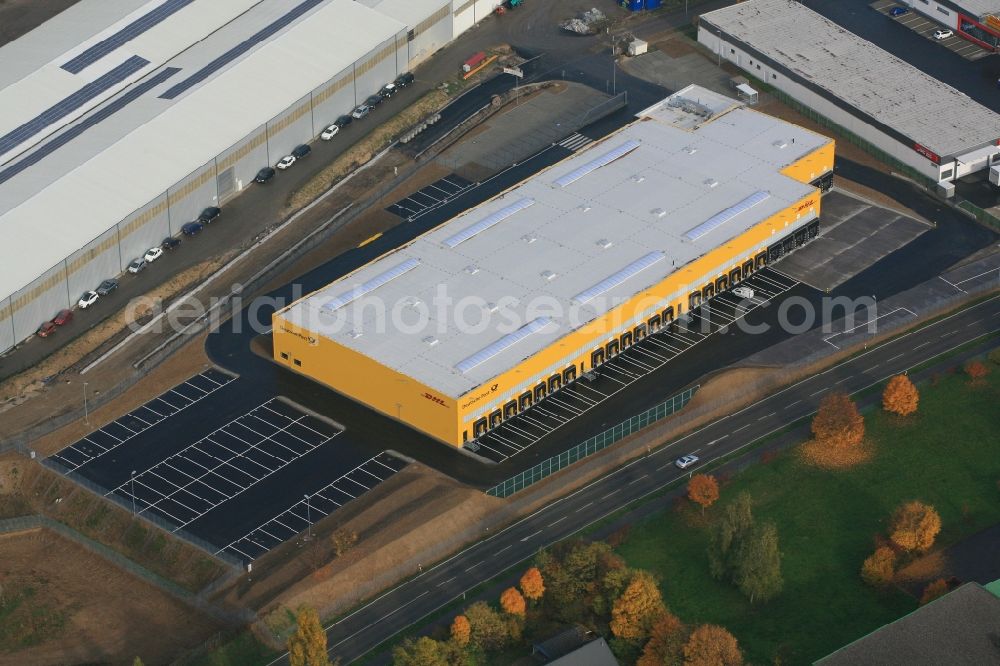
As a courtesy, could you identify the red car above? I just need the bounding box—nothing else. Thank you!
[52,309,73,326]
[37,321,57,337]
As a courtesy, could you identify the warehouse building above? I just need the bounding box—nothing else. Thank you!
[698,0,1000,190]
[0,0,500,353]
[272,86,834,448]
[903,0,1000,50]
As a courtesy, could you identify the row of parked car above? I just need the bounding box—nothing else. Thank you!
[37,205,222,338]
[251,72,414,183]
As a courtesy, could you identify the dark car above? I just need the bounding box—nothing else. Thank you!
[394,72,414,88]
[291,144,311,158]
[52,309,73,326]
[198,206,221,223]
[889,6,908,16]
[162,236,181,250]
[181,221,203,236]
[378,83,396,99]
[96,278,119,296]
[37,321,57,337]
[334,114,352,128]
[365,94,382,108]
[255,166,276,183]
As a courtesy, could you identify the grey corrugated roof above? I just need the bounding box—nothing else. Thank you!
[953,0,1000,20]
[818,583,1000,665]
[701,0,1000,160]
[277,87,828,398]
[548,638,620,666]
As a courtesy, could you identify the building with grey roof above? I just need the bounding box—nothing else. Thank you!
[698,0,1000,190]
[0,0,501,353]
[905,0,1000,51]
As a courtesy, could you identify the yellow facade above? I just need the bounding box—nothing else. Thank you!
[273,136,834,448]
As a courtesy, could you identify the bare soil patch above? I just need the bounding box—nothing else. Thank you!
[0,528,220,666]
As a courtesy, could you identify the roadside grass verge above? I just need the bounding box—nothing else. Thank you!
[615,369,1000,664]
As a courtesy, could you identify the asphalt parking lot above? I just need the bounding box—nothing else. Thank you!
[473,268,799,462]
[385,174,473,219]
[871,0,992,60]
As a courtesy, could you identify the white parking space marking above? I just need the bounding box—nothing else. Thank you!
[386,174,474,219]
[472,268,799,461]
[49,369,236,472]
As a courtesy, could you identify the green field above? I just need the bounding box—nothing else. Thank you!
[616,368,1000,664]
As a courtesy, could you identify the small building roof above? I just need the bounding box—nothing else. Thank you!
[818,583,1000,665]
[700,0,1000,160]
[547,637,619,666]
[532,625,592,660]
[951,0,1000,20]
[277,86,828,399]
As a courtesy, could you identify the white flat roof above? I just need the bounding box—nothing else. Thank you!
[278,87,828,398]
[701,0,1000,159]
[0,0,405,302]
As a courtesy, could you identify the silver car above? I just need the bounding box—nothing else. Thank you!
[675,454,700,469]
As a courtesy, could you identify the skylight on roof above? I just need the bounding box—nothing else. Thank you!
[455,317,552,374]
[442,198,535,248]
[683,191,770,241]
[573,252,665,305]
[320,258,419,312]
[552,139,641,188]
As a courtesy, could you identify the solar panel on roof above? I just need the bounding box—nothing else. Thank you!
[0,67,180,186]
[455,318,552,374]
[61,0,194,74]
[158,0,324,100]
[442,198,535,248]
[683,191,770,241]
[552,139,641,188]
[321,258,420,313]
[573,252,665,305]
[0,55,149,157]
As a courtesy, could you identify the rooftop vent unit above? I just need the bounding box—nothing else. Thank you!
[579,204,592,212]
[631,174,646,183]
[704,178,719,188]
[485,302,499,313]
[464,265,480,275]
[423,336,439,347]
[667,96,713,119]
[683,146,698,155]
[541,270,557,281]
[522,234,537,244]
[596,238,613,249]
[772,139,788,149]
[349,330,363,339]
[651,208,666,218]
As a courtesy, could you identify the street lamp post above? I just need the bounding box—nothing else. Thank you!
[83,382,89,424]
[304,494,312,538]
[130,470,137,516]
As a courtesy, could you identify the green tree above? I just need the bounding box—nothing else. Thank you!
[391,636,449,666]
[287,607,331,666]
[733,522,783,603]
[708,492,755,581]
[464,601,516,650]
[133,659,144,666]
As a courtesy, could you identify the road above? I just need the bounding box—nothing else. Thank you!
[258,294,999,664]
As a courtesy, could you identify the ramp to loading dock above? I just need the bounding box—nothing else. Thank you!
[775,190,930,291]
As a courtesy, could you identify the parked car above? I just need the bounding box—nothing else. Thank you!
[37,321,57,337]
[378,82,396,99]
[933,29,953,39]
[732,286,755,299]
[320,123,340,140]
[181,221,203,236]
[127,258,146,274]
[291,144,311,159]
[144,246,164,263]
[96,278,119,295]
[255,166,276,183]
[889,6,908,16]
[276,155,296,170]
[78,291,99,309]
[52,309,73,326]
[394,72,414,88]
[351,104,371,120]
[198,206,221,223]
[334,114,353,127]
[675,454,700,470]
[162,236,181,250]
[365,94,382,108]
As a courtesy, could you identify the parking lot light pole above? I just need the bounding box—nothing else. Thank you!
[83,382,89,424]
[304,494,312,538]
[130,470,136,516]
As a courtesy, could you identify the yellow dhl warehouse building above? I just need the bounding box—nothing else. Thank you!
[272,86,834,449]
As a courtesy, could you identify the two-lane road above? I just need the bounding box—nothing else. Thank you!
[266,295,999,665]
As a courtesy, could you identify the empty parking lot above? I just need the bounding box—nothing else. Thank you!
[386,174,473,220]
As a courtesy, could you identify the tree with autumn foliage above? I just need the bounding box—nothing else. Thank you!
[500,587,526,617]
[637,611,686,666]
[811,392,865,449]
[861,546,897,587]
[609,570,667,642]
[287,607,332,666]
[391,636,455,666]
[688,474,720,515]
[882,374,919,416]
[682,624,743,666]
[920,578,951,605]
[890,501,941,552]
[450,615,470,647]
[464,601,519,650]
[519,566,545,602]
[965,360,990,386]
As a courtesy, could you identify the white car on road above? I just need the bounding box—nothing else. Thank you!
[78,291,99,309]
[675,454,700,470]
[276,155,296,170]
[732,286,755,300]
[320,123,340,140]
[144,246,163,263]
[933,29,953,40]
